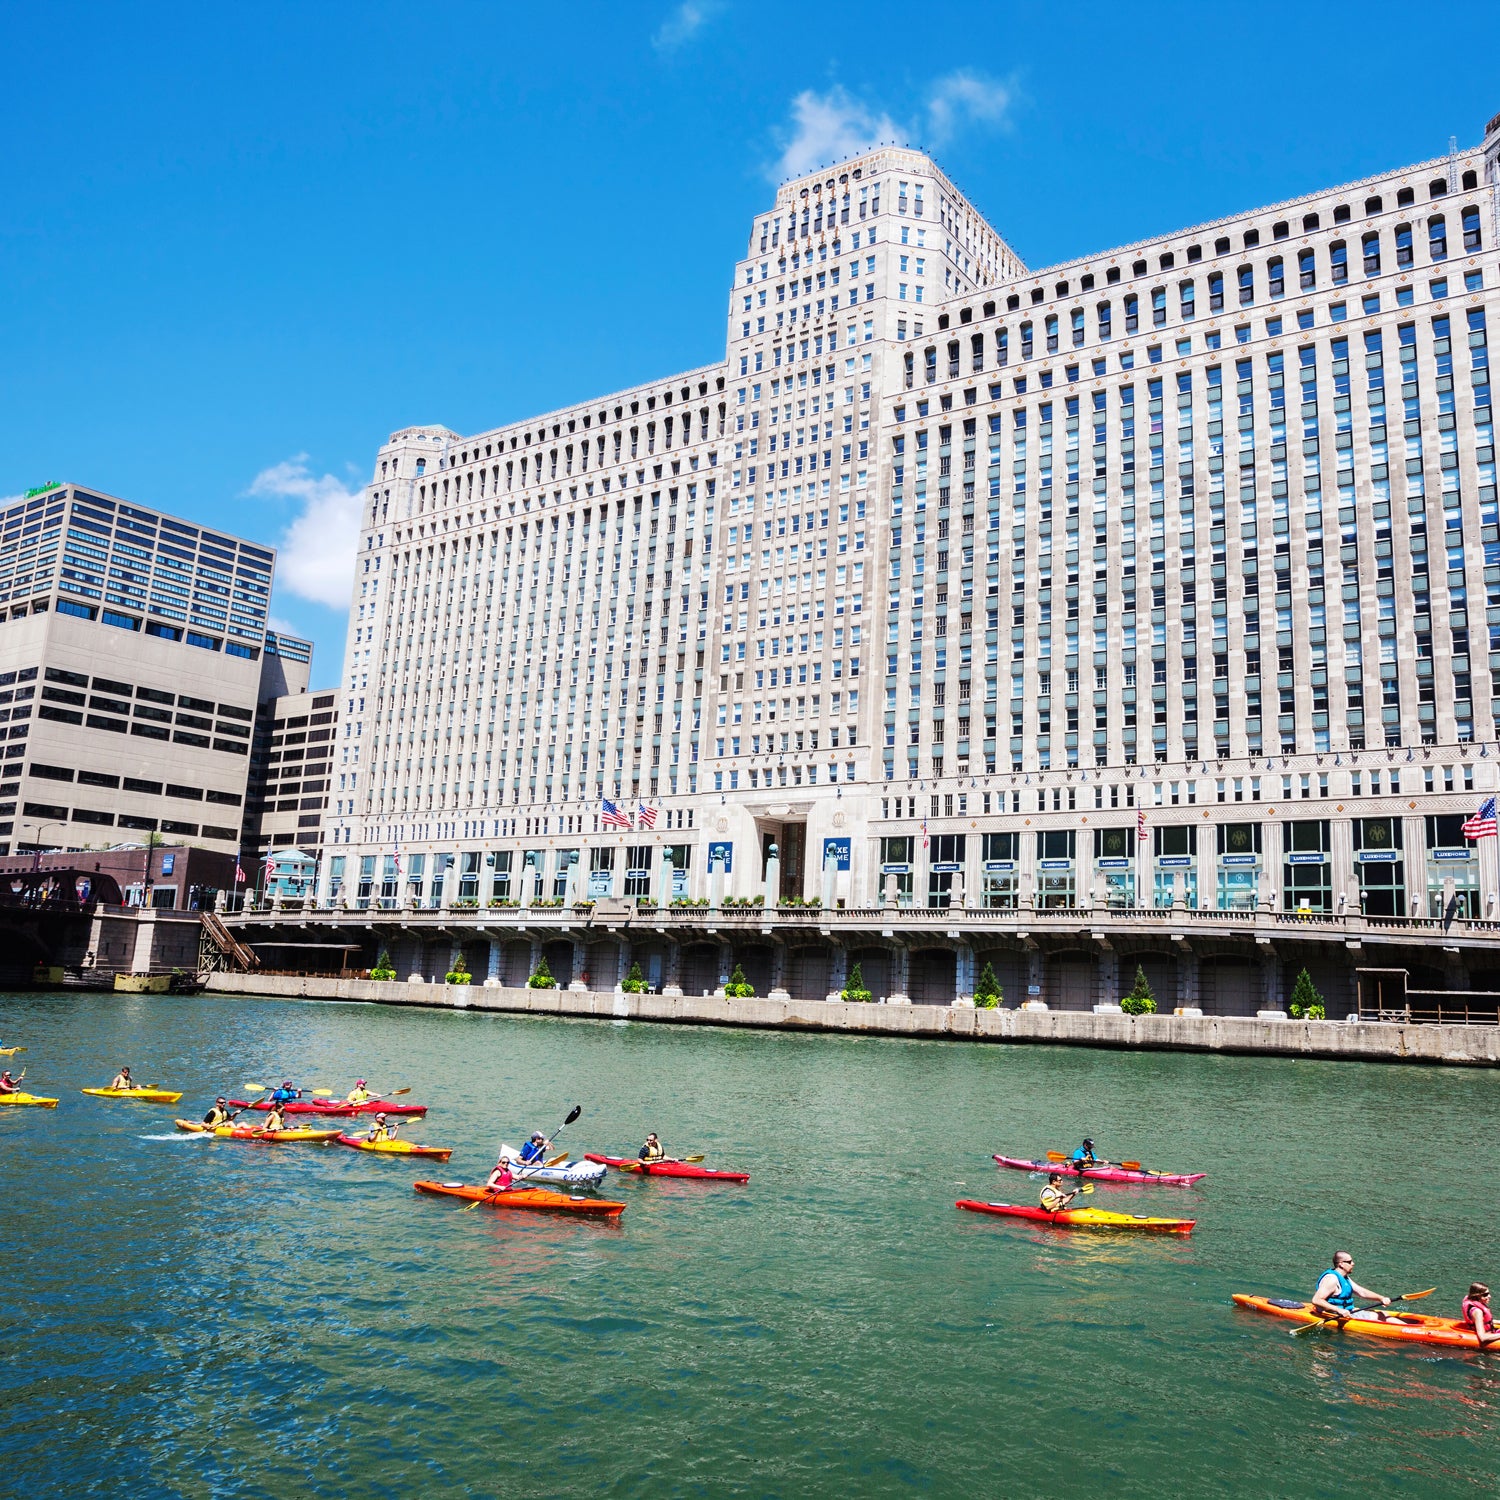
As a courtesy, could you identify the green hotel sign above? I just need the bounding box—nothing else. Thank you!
[23,481,62,499]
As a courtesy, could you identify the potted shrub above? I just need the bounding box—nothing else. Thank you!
[444,955,473,986]
[370,950,396,982]
[973,960,1002,1010]
[1289,968,1326,1020]
[1120,965,1157,1016]
[528,955,558,989]
[621,960,647,994]
[841,961,873,1004]
[724,963,755,999]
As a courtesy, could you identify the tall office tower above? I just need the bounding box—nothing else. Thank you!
[324,118,1500,959]
[0,483,274,855]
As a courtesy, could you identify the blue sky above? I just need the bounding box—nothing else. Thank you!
[5,1,1498,687]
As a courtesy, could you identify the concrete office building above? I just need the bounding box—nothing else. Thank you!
[0,483,275,857]
[306,111,1500,1012]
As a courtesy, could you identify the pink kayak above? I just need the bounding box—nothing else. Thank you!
[585,1153,750,1183]
[993,1153,1205,1187]
[228,1097,428,1118]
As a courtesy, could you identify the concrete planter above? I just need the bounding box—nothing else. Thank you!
[1093,1002,1124,1014]
[1174,1006,1204,1017]
[1020,999,1049,1011]
[1257,1009,1289,1021]
[952,996,976,1009]
[407,973,426,984]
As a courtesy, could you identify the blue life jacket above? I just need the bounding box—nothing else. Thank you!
[519,1140,545,1163]
[1071,1148,1093,1165]
[1321,1267,1357,1310]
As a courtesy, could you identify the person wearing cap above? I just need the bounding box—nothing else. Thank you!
[1070,1138,1099,1169]
[517,1131,550,1165]
[1461,1283,1500,1347]
[202,1097,233,1128]
[364,1112,398,1144]
[639,1132,666,1163]
[1040,1173,1081,1213]
[270,1080,302,1104]
[346,1079,374,1104]
[111,1066,134,1091]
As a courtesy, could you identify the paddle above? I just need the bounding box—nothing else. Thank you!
[1291,1287,1438,1336]
[464,1105,583,1209]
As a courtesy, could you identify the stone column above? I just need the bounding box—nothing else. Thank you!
[767,941,789,1002]
[569,937,589,992]
[826,942,848,1004]
[529,937,543,984]
[655,848,672,908]
[440,855,458,909]
[1095,941,1119,1010]
[953,941,975,1006]
[886,943,911,1005]
[1176,945,1201,1014]
[661,939,683,997]
[486,939,502,987]
[822,846,837,910]
[764,844,781,910]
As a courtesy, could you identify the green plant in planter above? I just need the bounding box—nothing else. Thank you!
[1120,964,1157,1016]
[841,960,873,1004]
[444,955,473,986]
[973,960,1002,1009]
[622,960,647,994]
[528,955,558,989]
[370,950,396,982]
[1289,968,1326,1020]
[724,963,755,999]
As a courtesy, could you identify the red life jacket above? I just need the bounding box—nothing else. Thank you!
[1461,1297,1496,1334]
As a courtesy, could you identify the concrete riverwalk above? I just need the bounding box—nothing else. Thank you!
[202,972,1500,1068]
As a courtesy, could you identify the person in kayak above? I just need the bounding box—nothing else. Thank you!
[0,1070,19,1094]
[270,1081,301,1104]
[203,1097,233,1127]
[111,1067,134,1090]
[518,1132,550,1165]
[640,1132,665,1162]
[1311,1252,1392,1323]
[1461,1283,1500,1348]
[485,1158,515,1191]
[346,1079,374,1104]
[1071,1138,1099,1168]
[364,1113,399,1144]
[261,1103,288,1132]
[1040,1173,1081,1212]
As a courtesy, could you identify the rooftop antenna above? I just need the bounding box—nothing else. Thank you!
[1448,134,1460,194]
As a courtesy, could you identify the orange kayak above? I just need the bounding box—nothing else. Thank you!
[337,1133,452,1162]
[1233,1294,1494,1349]
[413,1180,625,1217]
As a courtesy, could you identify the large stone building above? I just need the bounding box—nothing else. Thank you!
[309,112,1500,1012]
[0,484,274,860]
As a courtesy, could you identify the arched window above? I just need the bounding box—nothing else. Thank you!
[1394,223,1413,268]
[1429,215,1448,261]
[1020,321,1034,359]
[971,332,985,372]
[1464,205,1483,251]
[1208,271,1224,311]
[1462,169,1478,191]
[947,340,960,377]
[1096,302,1112,340]
[415,458,426,476]
[1329,241,1348,285]
[1045,314,1059,353]
[1123,294,1139,333]
[1151,287,1167,327]
[1178,281,1195,319]
[996,328,1009,366]
[924,347,938,384]
[1070,308,1085,346]
[1237,265,1255,305]
[1362,232,1381,275]
[1429,178,1448,199]
[1267,257,1285,297]
[904,350,915,389]
[1364,195,1383,215]
[1298,249,1316,290]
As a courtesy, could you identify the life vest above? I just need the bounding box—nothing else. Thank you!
[1462,1297,1497,1334]
[641,1143,665,1161]
[1040,1187,1069,1211]
[1321,1268,1357,1311]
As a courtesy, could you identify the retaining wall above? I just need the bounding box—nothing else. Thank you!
[200,972,1500,1068]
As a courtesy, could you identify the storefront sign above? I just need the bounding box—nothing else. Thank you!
[1039,859,1071,870]
[822,836,851,871]
[1432,849,1475,862]
[587,870,613,897]
[672,866,689,896]
[983,860,1015,872]
[1096,858,1131,869]
[1219,854,1259,867]
[932,861,962,873]
[881,862,911,874]
[1286,852,1328,864]
[1356,851,1400,864]
[1157,855,1194,868]
[625,868,652,881]
[707,841,733,872]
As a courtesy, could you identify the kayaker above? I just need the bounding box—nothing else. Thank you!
[203,1097,233,1127]
[111,1067,134,1090]
[639,1132,666,1162]
[1461,1283,1500,1348]
[1071,1138,1099,1168]
[347,1079,374,1104]
[0,1070,19,1094]
[485,1159,515,1191]
[1040,1173,1080,1212]
[518,1132,550,1165]
[262,1102,288,1132]
[1311,1252,1392,1323]
[270,1080,301,1104]
[365,1113,398,1144]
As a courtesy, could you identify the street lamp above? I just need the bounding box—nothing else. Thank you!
[23,820,66,871]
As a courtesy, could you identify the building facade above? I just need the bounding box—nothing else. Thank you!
[313,114,1500,1007]
[0,484,276,857]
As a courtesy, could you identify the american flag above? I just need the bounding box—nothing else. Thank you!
[234,857,246,885]
[1463,796,1497,840]
[601,798,632,829]
[1138,807,1149,843]
[637,802,657,829]
[921,816,929,850]
[392,839,403,877]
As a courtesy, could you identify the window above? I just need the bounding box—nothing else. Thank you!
[1362,232,1381,275]
[1429,215,1447,261]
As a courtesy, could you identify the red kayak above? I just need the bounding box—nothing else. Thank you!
[228,1097,428,1118]
[993,1153,1205,1187]
[585,1153,750,1184]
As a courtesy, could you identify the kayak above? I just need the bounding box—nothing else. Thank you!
[498,1146,608,1188]
[0,1046,23,1056]
[174,1118,340,1143]
[956,1199,1195,1234]
[0,1091,58,1108]
[585,1153,751,1183]
[337,1133,453,1162]
[1233,1294,1493,1349]
[82,1087,184,1104]
[413,1180,626,1217]
[228,1097,427,1118]
[994,1153,1205,1188]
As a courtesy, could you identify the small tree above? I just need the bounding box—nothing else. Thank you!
[622,960,647,994]
[1120,964,1157,1016]
[445,954,472,986]
[1289,967,1325,1020]
[841,960,873,1003]
[724,963,755,999]
[973,960,1002,1009]
[371,949,396,982]
[528,955,558,989]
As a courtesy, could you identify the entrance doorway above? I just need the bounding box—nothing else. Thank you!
[761,823,806,901]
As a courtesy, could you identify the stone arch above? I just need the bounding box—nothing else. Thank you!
[730,942,776,997]
[541,940,574,987]
[679,942,721,997]
[500,940,532,987]
[1199,956,1258,1016]
[972,947,1026,1009]
[1117,951,1176,1011]
[584,939,621,990]
[1044,949,1096,1011]
[910,947,957,1006]
[846,946,894,1003]
[786,944,832,1000]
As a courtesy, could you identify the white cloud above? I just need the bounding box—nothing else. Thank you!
[773,86,902,181]
[925,71,1014,148]
[247,456,363,609]
[769,72,1015,181]
[653,1,723,52]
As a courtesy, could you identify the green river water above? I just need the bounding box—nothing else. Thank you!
[2,989,1498,1498]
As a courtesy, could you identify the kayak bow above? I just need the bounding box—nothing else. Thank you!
[956,1199,1195,1234]
[337,1133,453,1161]
[585,1153,750,1183]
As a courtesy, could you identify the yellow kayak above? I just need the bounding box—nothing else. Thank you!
[82,1086,184,1104]
[0,1046,24,1056]
[0,1092,58,1108]
[174,1118,339,1143]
